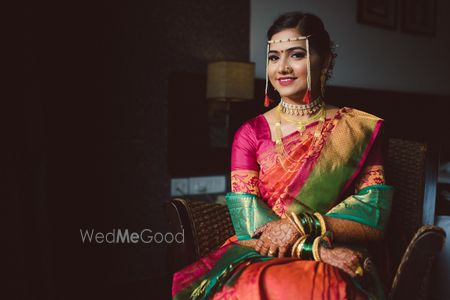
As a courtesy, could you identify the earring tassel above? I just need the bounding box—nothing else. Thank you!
[303,90,311,104]
[264,95,271,107]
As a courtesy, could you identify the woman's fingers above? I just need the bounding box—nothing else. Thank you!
[347,250,365,277]
[319,246,365,278]
[260,243,270,256]
[342,262,357,277]
[253,223,269,237]
[348,253,361,272]
[254,219,301,257]
[254,239,264,252]
[256,235,269,256]
[278,246,288,258]
[268,246,278,257]
[342,253,364,278]
[236,239,257,248]
[256,234,277,256]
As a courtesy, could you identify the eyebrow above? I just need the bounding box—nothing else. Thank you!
[268,46,307,54]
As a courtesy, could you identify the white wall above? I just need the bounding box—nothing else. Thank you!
[251,0,450,95]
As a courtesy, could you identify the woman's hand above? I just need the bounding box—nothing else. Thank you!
[319,245,364,277]
[254,218,301,257]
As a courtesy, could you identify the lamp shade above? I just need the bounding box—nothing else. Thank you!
[206,61,255,101]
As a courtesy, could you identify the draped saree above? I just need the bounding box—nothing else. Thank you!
[172,107,393,300]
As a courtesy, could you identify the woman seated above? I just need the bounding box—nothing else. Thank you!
[172,11,393,300]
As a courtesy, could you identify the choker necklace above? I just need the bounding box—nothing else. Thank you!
[279,97,324,116]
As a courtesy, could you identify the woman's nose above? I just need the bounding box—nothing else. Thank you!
[278,63,293,74]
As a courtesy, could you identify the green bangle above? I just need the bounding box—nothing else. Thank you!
[299,213,312,235]
[311,213,322,236]
[304,213,317,237]
[300,235,315,260]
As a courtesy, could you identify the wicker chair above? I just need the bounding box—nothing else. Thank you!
[165,138,446,299]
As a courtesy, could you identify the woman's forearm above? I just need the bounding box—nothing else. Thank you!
[324,216,383,244]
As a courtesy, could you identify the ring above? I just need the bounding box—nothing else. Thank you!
[355,266,364,277]
[268,250,274,256]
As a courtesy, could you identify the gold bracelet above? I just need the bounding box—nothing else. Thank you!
[291,237,302,257]
[291,212,306,235]
[295,235,309,258]
[313,212,327,235]
[312,236,322,261]
[285,213,305,235]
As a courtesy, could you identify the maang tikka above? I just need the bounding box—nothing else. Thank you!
[265,35,313,107]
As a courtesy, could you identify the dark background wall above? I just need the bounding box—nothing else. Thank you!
[18,1,250,299]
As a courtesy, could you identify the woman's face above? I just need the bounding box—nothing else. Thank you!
[268,28,323,103]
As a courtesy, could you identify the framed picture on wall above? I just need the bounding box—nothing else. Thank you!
[401,0,436,36]
[357,0,398,30]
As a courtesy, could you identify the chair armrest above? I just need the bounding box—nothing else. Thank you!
[165,198,235,273]
[388,225,446,300]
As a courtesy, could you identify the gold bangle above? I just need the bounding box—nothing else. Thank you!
[296,235,309,258]
[291,237,302,257]
[285,213,305,235]
[312,236,322,261]
[291,212,306,235]
[313,212,327,235]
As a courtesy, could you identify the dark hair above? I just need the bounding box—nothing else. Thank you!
[267,12,336,79]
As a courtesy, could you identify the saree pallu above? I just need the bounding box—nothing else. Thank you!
[172,108,393,300]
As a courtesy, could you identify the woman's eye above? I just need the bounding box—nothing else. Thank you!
[268,55,279,62]
[291,52,306,59]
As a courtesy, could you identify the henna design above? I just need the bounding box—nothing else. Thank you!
[324,216,383,244]
[319,246,363,277]
[255,219,301,257]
